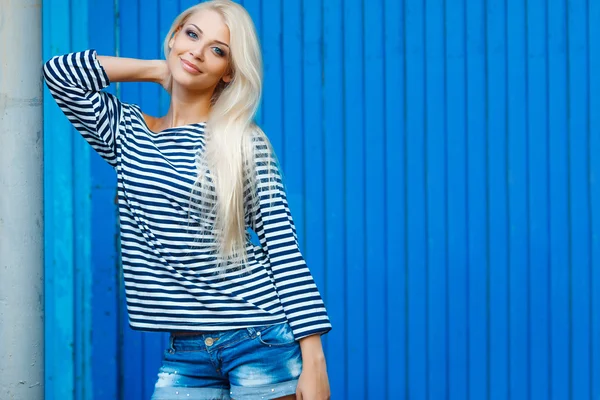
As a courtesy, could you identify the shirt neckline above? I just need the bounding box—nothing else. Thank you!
[135,105,206,135]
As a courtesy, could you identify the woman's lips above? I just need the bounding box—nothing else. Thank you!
[180,59,202,75]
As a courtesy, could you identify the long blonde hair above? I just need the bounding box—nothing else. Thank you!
[163,0,274,270]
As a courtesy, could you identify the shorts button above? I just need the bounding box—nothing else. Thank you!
[205,337,214,346]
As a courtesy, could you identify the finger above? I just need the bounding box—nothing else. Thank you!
[296,390,303,400]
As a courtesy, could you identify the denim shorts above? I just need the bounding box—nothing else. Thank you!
[150,322,302,400]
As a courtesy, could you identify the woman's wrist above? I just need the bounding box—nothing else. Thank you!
[299,334,326,361]
[148,59,169,84]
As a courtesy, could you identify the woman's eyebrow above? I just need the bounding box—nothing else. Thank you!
[189,23,230,48]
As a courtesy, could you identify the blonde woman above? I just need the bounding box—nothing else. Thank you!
[43,1,331,399]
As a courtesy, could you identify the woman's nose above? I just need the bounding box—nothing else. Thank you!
[189,46,205,61]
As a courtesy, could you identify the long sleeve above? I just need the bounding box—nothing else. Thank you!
[43,50,123,166]
[247,136,332,340]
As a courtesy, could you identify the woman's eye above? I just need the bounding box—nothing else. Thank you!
[213,47,225,57]
[186,30,198,39]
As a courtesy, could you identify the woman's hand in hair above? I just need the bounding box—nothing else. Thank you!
[297,335,331,400]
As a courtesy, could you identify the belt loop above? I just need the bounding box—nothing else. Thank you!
[168,335,175,353]
[246,327,256,338]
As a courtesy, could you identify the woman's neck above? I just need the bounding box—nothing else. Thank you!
[159,86,213,129]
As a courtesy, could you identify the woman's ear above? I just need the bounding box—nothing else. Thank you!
[222,65,233,83]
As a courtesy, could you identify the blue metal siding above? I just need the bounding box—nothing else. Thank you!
[42,0,599,399]
[591,4,600,400]
[446,0,469,397]
[43,0,82,397]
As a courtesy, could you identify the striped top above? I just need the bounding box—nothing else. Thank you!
[43,50,331,340]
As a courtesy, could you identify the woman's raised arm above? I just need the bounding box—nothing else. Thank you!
[96,55,168,86]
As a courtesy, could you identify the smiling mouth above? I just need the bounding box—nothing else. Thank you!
[180,58,202,74]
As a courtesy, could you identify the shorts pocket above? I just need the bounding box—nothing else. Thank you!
[256,323,296,347]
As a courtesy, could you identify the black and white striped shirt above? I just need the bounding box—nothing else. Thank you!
[43,50,331,340]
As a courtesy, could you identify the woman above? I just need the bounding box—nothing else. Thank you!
[43,1,332,399]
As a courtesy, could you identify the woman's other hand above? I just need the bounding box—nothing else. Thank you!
[297,335,331,400]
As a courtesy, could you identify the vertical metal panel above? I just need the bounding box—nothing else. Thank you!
[42,0,600,399]
[424,0,448,397]
[445,0,469,399]
[71,0,94,397]
[384,0,407,398]
[180,0,199,11]
[261,0,283,154]
[303,0,326,306]
[487,0,509,399]
[323,0,346,396]
[548,0,570,398]
[364,0,387,398]
[343,0,367,399]
[590,2,600,399]
[466,0,489,398]
[405,0,428,398]
[281,0,305,247]
[527,0,551,398]
[507,0,529,397]
[568,0,591,398]
[43,0,75,398]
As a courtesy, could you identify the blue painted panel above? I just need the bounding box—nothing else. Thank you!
[590,2,600,399]
[568,1,591,399]
[303,0,326,294]
[507,0,529,398]
[261,0,283,156]
[445,0,468,399]
[70,0,94,398]
[487,1,509,399]
[322,0,346,395]
[343,0,366,398]
[179,0,199,12]
[404,1,427,398]
[364,0,387,398]
[384,0,407,398]
[42,1,600,399]
[424,0,447,398]
[527,1,550,399]
[43,0,75,398]
[548,0,570,398]
[465,0,489,398]
[281,0,305,247]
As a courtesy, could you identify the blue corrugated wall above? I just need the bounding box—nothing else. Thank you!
[42,0,599,399]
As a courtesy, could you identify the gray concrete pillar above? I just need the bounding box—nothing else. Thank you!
[0,0,45,398]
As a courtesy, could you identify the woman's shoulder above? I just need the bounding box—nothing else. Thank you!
[246,124,270,145]
[123,104,160,133]
[140,111,160,132]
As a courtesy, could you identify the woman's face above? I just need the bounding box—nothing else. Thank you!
[167,9,232,93]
